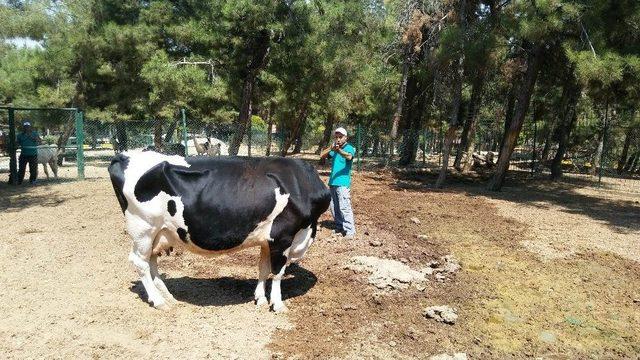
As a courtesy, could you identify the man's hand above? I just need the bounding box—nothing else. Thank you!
[319,145,333,160]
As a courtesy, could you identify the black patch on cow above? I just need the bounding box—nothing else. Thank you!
[177,228,188,242]
[167,200,177,216]
[134,161,179,202]
[108,154,130,213]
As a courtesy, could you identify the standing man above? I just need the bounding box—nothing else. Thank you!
[320,127,356,239]
[16,121,41,185]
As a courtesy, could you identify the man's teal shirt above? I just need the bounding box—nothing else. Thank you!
[17,131,39,156]
[328,143,355,187]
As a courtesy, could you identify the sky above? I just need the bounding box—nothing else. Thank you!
[4,37,42,49]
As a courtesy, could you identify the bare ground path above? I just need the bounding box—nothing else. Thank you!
[1,166,639,359]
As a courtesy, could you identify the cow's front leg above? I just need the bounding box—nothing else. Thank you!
[150,254,178,306]
[129,246,170,311]
[255,244,270,306]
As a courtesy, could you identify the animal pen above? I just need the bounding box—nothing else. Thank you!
[1,106,639,194]
[0,106,85,184]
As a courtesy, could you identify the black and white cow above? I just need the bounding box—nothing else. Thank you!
[108,151,331,312]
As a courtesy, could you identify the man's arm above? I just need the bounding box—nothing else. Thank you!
[334,146,353,161]
[319,145,333,159]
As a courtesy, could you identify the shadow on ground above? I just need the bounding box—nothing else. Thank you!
[385,168,640,233]
[129,263,317,307]
[0,177,87,212]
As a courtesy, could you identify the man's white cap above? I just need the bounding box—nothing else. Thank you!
[334,127,347,136]
[23,121,31,126]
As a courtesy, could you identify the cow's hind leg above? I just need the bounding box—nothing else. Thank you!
[150,254,178,306]
[255,243,271,306]
[270,262,288,313]
[129,234,170,310]
[42,163,50,179]
[269,247,289,313]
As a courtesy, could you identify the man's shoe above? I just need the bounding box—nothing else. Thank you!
[343,234,355,240]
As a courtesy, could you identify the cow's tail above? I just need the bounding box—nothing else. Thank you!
[108,153,130,213]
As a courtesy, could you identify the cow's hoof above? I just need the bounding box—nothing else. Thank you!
[153,300,171,311]
[166,295,179,306]
[255,296,268,307]
[270,303,288,313]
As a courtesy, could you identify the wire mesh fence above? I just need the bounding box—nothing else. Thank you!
[0,107,82,184]
[353,117,640,193]
[1,105,638,194]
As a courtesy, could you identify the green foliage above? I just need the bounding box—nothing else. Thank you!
[0,0,637,164]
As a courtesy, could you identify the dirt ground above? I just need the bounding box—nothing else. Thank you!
[1,159,639,359]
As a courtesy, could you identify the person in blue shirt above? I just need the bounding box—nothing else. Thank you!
[16,121,42,185]
[320,127,356,239]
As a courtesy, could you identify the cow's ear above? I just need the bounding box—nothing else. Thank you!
[134,161,179,202]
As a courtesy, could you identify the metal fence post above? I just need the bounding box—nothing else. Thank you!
[356,123,362,171]
[181,108,188,157]
[75,110,85,180]
[8,107,17,185]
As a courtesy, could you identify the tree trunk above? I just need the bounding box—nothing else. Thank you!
[372,136,379,156]
[590,103,609,176]
[617,126,635,174]
[115,123,128,151]
[625,151,640,174]
[280,103,308,157]
[229,76,255,155]
[550,77,580,180]
[435,56,464,187]
[164,119,178,143]
[56,119,77,165]
[537,122,554,172]
[399,69,425,166]
[316,113,335,154]
[292,120,305,154]
[389,53,411,161]
[498,85,518,160]
[487,44,543,191]
[456,73,486,171]
[550,112,578,180]
[265,102,274,156]
[435,0,466,187]
[591,129,605,176]
[154,120,164,150]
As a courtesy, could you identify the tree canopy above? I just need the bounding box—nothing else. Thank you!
[1,0,638,189]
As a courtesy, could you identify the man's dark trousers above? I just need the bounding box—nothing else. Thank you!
[18,154,38,184]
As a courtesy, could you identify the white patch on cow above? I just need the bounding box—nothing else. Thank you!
[120,151,192,310]
[284,226,313,263]
[122,150,189,203]
[247,188,290,243]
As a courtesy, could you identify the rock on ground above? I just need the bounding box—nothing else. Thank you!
[346,256,429,290]
[429,353,467,360]
[423,305,458,324]
[428,255,461,274]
